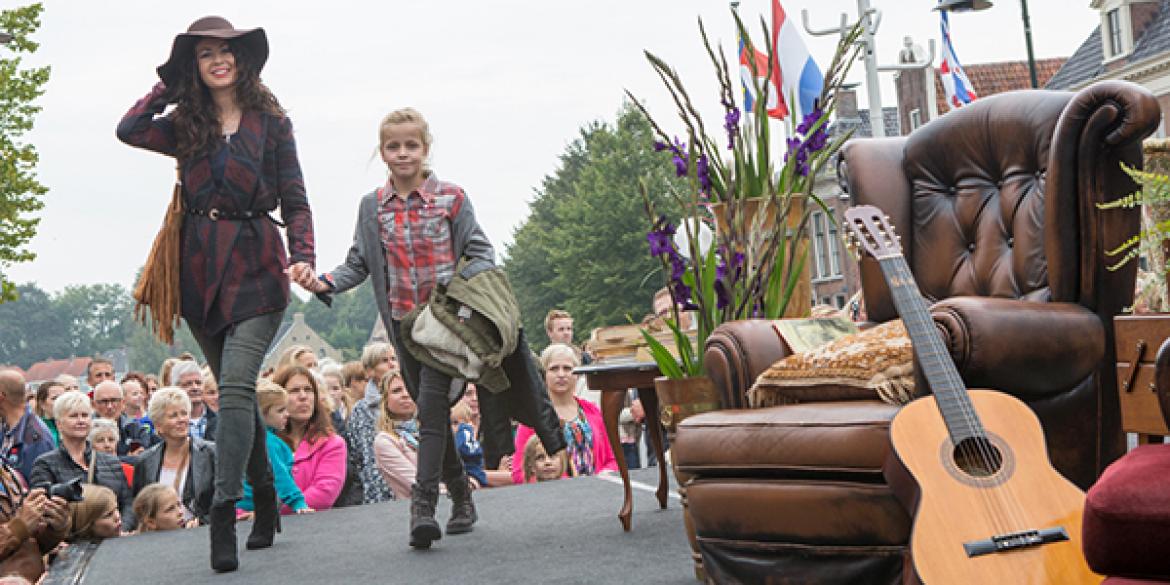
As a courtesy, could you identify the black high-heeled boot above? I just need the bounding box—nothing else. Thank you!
[246,484,281,550]
[209,502,239,573]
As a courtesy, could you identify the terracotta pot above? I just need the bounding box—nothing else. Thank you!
[709,196,812,317]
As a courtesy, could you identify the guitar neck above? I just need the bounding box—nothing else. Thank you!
[877,255,986,443]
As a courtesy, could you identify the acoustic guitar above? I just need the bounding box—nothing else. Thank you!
[842,205,1101,584]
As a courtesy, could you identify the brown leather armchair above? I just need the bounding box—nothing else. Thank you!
[673,80,1162,584]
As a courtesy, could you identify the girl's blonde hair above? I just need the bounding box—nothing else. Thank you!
[133,483,178,532]
[256,378,288,416]
[523,435,566,483]
[376,370,410,435]
[378,108,433,172]
[68,484,118,542]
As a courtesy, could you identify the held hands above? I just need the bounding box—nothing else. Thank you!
[18,490,68,533]
[286,262,329,293]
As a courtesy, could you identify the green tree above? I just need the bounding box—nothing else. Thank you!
[504,103,686,347]
[285,280,378,361]
[0,4,50,302]
[0,282,68,366]
[56,284,133,355]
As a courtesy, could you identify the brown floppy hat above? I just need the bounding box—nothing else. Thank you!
[156,16,268,86]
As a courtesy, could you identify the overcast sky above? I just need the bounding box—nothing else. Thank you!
[6,0,1099,294]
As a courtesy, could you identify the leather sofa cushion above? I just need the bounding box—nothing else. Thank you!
[686,478,911,546]
[673,401,900,480]
[1083,445,1170,580]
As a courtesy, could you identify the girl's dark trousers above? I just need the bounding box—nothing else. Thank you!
[389,320,468,490]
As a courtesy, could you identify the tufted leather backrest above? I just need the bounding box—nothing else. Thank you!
[900,90,1069,303]
[841,82,1158,323]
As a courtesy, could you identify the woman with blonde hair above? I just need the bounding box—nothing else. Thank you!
[132,388,216,531]
[511,344,616,484]
[372,370,419,499]
[279,345,318,372]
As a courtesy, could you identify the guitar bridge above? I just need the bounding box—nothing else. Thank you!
[963,527,1069,557]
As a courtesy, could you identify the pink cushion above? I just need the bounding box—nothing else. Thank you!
[1084,445,1170,580]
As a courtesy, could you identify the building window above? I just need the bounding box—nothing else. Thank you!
[812,211,843,280]
[1107,8,1123,57]
[909,109,922,130]
[835,294,847,309]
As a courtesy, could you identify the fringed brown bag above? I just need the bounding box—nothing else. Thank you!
[133,166,184,344]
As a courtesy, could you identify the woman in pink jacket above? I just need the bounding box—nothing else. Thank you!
[512,344,616,484]
[373,371,420,499]
[274,366,347,511]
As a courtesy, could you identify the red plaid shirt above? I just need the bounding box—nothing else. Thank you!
[377,173,464,319]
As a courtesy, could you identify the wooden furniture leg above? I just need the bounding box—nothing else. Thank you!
[637,384,669,509]
[600,388,633,531]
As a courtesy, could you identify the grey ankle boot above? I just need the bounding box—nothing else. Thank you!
[409,483,442,549]
[445,476,478,535]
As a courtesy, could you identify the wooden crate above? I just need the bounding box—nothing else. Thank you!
[1114,314,1170,442]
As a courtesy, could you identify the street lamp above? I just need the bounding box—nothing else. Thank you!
[935,0,1038,89]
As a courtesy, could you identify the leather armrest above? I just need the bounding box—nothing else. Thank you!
[703,320,789,410]
[931,297,1103,396]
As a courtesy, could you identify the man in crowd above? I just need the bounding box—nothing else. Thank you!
[92,380,151,455]
[346,342,398,503]
[0,370,54,482]
[171,361,217,441]
[545,309,574,346]
[85,357,116,394]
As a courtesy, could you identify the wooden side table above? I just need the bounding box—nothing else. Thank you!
[574,360,669,531]
[1114,314,1170,444]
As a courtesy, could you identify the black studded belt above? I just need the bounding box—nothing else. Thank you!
[187,207,284,226]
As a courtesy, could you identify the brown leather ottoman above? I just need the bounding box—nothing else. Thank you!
[673,400,911,584]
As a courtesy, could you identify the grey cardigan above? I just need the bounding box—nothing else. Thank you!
[319,185,494,330]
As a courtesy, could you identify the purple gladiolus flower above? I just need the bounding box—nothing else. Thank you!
[696,154,712,192]
[647,216,677,257]
[670,254,688,281]
[673,154,688,177]
[724,107,741,150]
[654,141,668,152]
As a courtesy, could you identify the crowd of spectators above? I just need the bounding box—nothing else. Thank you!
[0,304,660,582]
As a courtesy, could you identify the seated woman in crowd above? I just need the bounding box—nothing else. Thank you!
[280,345,319,373]
[29,391,133,526]
[131,388,215,529]
[34,380,65,445]
[132,483,189,532]
[523,435,568,483]
[274,366,347,512]
[319,363,347,427]
[89,418,134,485]
[373,371,419,499]
[67,484,122,542]
[238,380,312,516]
[511,344,616,484]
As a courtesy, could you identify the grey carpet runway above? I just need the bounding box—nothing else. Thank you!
[62,467,695,585]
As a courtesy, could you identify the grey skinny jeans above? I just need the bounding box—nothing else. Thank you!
[190,311,283,505]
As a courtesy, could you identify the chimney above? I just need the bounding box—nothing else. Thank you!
[293,312,305,325]
[837,88,860,120]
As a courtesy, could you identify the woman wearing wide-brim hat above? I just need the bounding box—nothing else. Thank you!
[116,15,316,573]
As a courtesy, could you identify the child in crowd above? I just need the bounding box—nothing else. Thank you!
[133,484,187,532]
[68,484,122,541]
[237,380,312,516]
[450,401,486,488]
[523,435,567,483]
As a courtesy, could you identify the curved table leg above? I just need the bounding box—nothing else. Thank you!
[600,389,632,531]
[637,386,669,509]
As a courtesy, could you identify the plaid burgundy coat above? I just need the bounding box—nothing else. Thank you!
[117,82,315,335]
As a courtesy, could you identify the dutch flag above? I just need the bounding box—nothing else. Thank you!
[739,0,824,121]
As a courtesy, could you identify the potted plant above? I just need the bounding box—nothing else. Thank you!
[625,11,863,425]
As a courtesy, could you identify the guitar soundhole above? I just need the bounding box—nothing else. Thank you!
[952,437,1004,478]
